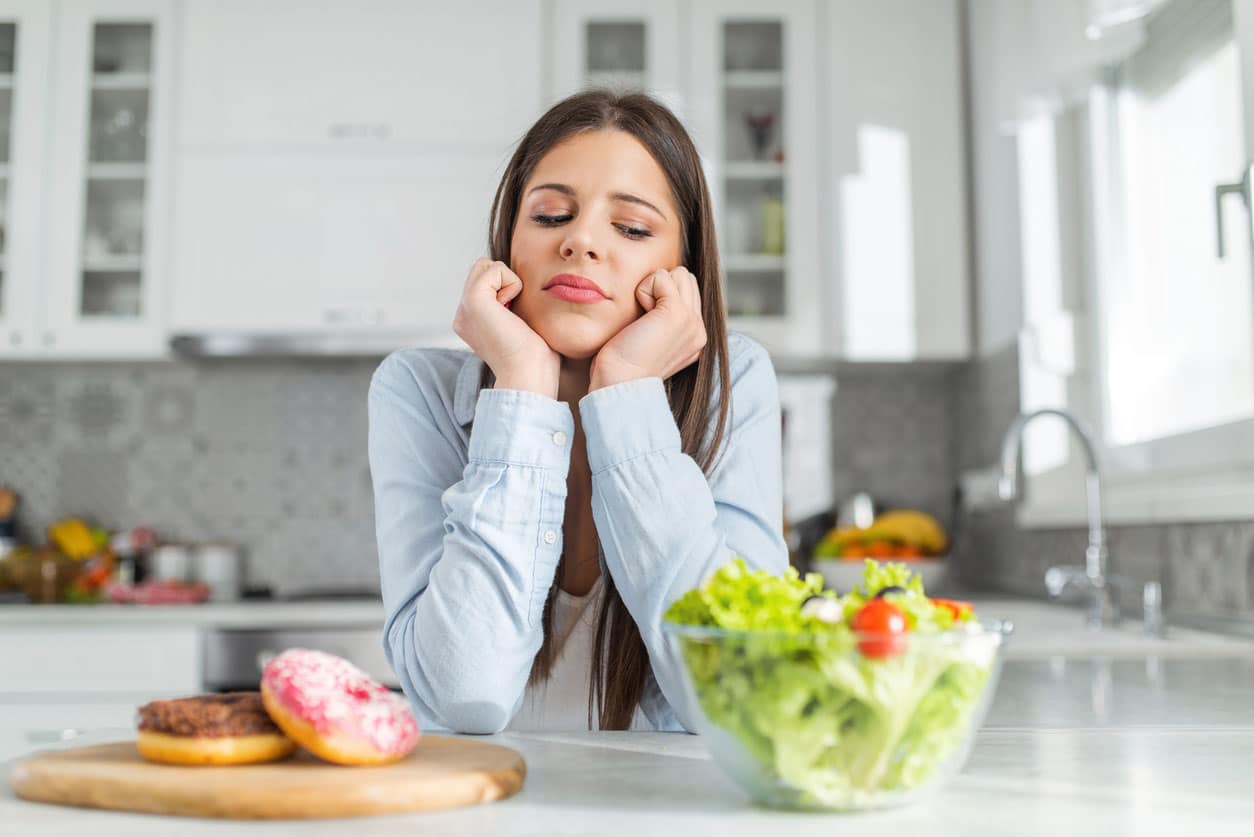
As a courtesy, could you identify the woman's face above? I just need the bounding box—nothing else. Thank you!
[509,129,684,360]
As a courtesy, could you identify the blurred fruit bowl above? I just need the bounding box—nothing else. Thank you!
[812,557,949,596]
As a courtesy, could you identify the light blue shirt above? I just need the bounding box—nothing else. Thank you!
[367,330,788,734]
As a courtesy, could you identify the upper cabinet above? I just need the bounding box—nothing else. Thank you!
[550,0,968,359]
[0,0,175,360]
[42,0,176,358]
[553,0,825,356]
[178,0,541,151]
[825,0,970,360]
[551,0,685,118]
[168,0,544,343]
[0,1,968,360]
[688,0,822,356]
[0,1,51,355]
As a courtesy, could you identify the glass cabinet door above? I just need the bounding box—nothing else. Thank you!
[551,1,683,117]
[81,22,151,318]
[0,1,51,356]
[43,0,174,358]
[689,0,822,355]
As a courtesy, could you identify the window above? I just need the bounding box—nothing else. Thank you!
[1097,0,1253,451]
[1018,0,1254,526]
[1088,0,1254,471]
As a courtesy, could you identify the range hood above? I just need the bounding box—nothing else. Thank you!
[169,330,465,358]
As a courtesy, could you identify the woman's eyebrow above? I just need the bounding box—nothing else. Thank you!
[526,182,667,221]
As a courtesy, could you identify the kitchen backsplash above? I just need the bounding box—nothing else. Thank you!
[1,358,382,596]
[2,343,1253,615]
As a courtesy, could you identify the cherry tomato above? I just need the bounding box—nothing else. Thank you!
[851,599,908,659]
[932,598,974,621]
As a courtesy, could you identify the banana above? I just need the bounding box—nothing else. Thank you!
[866,510,948,554]
[48,517,100,561]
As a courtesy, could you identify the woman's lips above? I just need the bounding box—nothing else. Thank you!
[546,285,607,303]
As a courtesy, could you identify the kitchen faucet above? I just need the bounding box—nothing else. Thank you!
[997,408,1121,630]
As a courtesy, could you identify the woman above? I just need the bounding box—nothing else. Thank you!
[368,89,788,734]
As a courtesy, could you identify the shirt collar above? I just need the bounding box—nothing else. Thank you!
[453,352,486,427]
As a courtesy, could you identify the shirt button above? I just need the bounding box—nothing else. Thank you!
[551,430,567,446]
[543,529,558,545]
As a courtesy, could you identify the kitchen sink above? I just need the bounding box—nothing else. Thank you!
[963,596,1254,659]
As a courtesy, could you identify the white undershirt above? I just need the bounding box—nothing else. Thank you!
[508,575,651,731]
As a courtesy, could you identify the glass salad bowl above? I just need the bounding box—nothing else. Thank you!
[662,559,1013,811]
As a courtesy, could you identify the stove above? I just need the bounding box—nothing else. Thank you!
[203,626,400,691]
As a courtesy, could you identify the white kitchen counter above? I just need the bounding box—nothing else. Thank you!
[5,656,1254,835]
[4,595,1251,660]
[0,599,385,628]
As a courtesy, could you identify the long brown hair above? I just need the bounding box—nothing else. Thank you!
[483,89,732,729]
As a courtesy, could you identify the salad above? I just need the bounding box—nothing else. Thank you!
[663,558,1003,808]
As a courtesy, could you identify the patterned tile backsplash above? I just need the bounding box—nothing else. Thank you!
[2,344,1253,614]
[1,359,382,596]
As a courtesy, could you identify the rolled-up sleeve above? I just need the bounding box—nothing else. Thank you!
[577,337,789,732]
[369,354,573,733]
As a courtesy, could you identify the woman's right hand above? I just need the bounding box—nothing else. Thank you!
[452,258,561,398]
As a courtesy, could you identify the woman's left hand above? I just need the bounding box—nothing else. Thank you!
[589,266,707,391]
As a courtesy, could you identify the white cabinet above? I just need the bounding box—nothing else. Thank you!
[552,1,824,356]
[169,0,543,345]
[551,1,685,118]
[0,2,51,354]
[170,152,502,337]
[0,0,176,360]
[825,0,970,360]
[687,0,823,355]
[0,624,200,762]
[177,0,542,151]
[0,702,140,763]
[550,0,971,359]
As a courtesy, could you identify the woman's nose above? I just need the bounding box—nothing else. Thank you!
[559,222,602,262]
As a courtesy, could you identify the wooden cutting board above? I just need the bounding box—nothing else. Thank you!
[9,736,525,819]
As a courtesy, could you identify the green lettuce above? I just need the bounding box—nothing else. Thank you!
[664,558,995,807]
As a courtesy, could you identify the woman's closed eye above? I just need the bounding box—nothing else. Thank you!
[530,213,654,240]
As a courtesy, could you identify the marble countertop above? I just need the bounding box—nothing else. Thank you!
[5,656,1254,835]
[3,595,1251,663]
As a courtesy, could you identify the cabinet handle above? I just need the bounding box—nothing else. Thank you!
[327,122,391,141]
[323,306,386,325]
[42,331,55,347]
[9,331,20,347]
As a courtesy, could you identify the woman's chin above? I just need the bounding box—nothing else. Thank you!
[533,315,618,360]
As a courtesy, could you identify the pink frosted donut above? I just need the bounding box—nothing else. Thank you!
[260,648,419,765]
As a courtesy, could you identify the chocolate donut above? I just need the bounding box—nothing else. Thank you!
[136,692,296,765]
